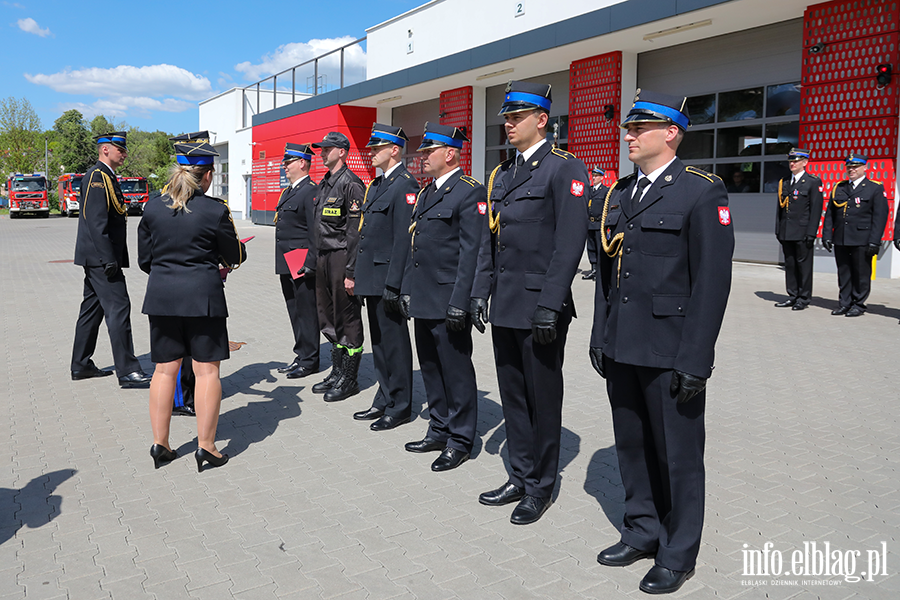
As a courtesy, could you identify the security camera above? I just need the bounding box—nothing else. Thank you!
[809,42,826,54]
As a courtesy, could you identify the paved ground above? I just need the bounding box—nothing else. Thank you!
[1,212,898,600]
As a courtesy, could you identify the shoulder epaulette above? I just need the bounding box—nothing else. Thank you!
[460,175,481,187]
[617,173,636,185]
[551,148,575,160]
[685,166,721,183]
[402,172,411,179]
[871,180,883,185]
[211,196,229,206]
[308,179,316,186]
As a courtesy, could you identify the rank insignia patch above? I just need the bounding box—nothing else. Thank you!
[406,193,416,204]
[571,180,585,197]
[349,201,360,211]
[718,206,732,226]
[477,202,487,215]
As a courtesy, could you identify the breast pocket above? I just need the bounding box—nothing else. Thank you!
[424,207,454,240]
[513,185,547,223]
[605,212,621,240]
[366,202,390,229]
[640,213,684,257]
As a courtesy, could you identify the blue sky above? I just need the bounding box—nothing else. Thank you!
[2,0,421,134]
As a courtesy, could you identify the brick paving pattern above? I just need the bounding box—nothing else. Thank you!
[1,213,898,599]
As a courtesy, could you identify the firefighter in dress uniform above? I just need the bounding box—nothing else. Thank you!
[352,124,418,431]
[400,122,485,472]
[309,132,366,401]
[471,81,589,525]
[590,90,734,594]
[71,131,152,388]
[274,143,320,379]
[774,148,823,311]
[822,152,889,317]
[584,166,610,280]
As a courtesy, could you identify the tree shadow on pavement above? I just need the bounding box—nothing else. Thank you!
[0,469,77,546]
[584,446,626,528]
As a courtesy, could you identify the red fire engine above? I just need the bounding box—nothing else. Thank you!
[117,176,150,214]
[57,173,85,218]
[6,173,49,218]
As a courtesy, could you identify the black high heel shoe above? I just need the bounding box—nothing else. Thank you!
[150,444,177,469]
[195,448,229,472]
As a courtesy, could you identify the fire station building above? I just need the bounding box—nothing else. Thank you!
[199,0,900,276]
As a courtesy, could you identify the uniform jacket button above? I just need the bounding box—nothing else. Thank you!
[500,245,506,251]
[501,222,507,228]
[500,267,505,273]
[415,262,419,267]
[624,271,630,278]
[628,223,634,230]
[590,217,595,222]
[658,218,664,225]
[622,296,628,303]
[504,201,509,206]
[625,247,632,254]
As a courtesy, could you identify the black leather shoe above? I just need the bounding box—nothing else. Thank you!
[832,306,849,315]
[596,541,655,566]
[71,365,114,380]
[774,299,796,308]
[370,414,410,431]
[286,365,317,379]
[479,482,525,506]
[510,495,552,525]
[639,565,695,594]
[118,371,152,388]
[150,444,177,469]
[846,307,864,317]
[431,447,469,471]
[172,404,196,417]
[195,448,229,472]
[791,304,807,311]
[353,406,384,421]
[405,437,445,453]
[277,359,301,374]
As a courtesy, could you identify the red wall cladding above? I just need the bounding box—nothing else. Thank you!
[251,105,377,222]
[439,86,473,178]
[801,0,898,240]
[568,51,622,175]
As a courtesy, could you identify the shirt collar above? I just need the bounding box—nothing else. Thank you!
[792,169,806,182]
[291,175,309,188]
[636,156,677,186]
[434,167,460,190]
[851,175,865,188]
[517,139,547,163]
[382,162,401,179]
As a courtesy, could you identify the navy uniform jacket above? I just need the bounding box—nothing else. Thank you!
[588,183,610,236]
[74,161,129,268]
[275,177,318,275]
[355,164,418,296]
[401,170,485,320]
[138,193,247,317]
[822,178,888,247]
[472,144,589,328]
[590,159,734,379]
[313,164,365,277]
[775,173,823,242]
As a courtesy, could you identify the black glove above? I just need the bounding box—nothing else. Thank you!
[531,306,559,345]
[296,265,315,278]
[894,239,900,252]
[382,286,401,314]
[399,295,411,320]
[670,370,707,404]
[822,239,833,252]
[589,347,605,379]
[803,235,815,249]
[470,297,488,334]
[103,261,119,278]
[446,305,468,332]
[865,243,880,259]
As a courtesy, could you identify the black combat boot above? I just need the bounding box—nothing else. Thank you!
[323,348,362,402]
[312,345,344,394]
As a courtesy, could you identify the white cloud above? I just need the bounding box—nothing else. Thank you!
[58,96,194,120]
[25,64,212,100]
[17,17,51,37]
[235,36,366,82]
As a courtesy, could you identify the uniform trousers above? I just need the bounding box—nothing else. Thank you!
[414,318,477,453]
[586,232,598,267]
[280,273,320,369]
[491,307,571,500]
[71,266,141,375]
[781,240,814,306]
[604,358,706,573]
[834,245,872,310]
[316,249,363,347]
[365,296,413,418]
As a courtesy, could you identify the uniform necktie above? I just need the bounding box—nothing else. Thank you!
[632,177,650,213]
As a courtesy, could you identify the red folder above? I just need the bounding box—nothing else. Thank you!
[284,248,309,280]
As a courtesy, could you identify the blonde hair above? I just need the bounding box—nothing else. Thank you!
[165,164,213,211]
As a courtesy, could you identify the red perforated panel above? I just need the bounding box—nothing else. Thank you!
[801,77,899,122]
[803,0,899,47]
[800,117,899,161]
[440,86,473,177]
[807,159,896,240]
[569,52,622,174]
[803,33,898,84]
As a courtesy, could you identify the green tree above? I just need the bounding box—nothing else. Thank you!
[50,109,93,175]
[0,96,44,174]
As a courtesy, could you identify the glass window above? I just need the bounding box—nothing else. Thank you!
[766,83,801,117]
[485,125,508,147]
[686,94,716,125]
[718,87,763,122]
[764,122,799,155]
[545,116,568,145]
[717,125,763,157]
[718,162,760,194]
[680,130,715,160]
[763,161,792,193]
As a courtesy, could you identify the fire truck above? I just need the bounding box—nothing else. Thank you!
[6,173,49,218]
[57,173,85,218]
[118,176,150,214]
